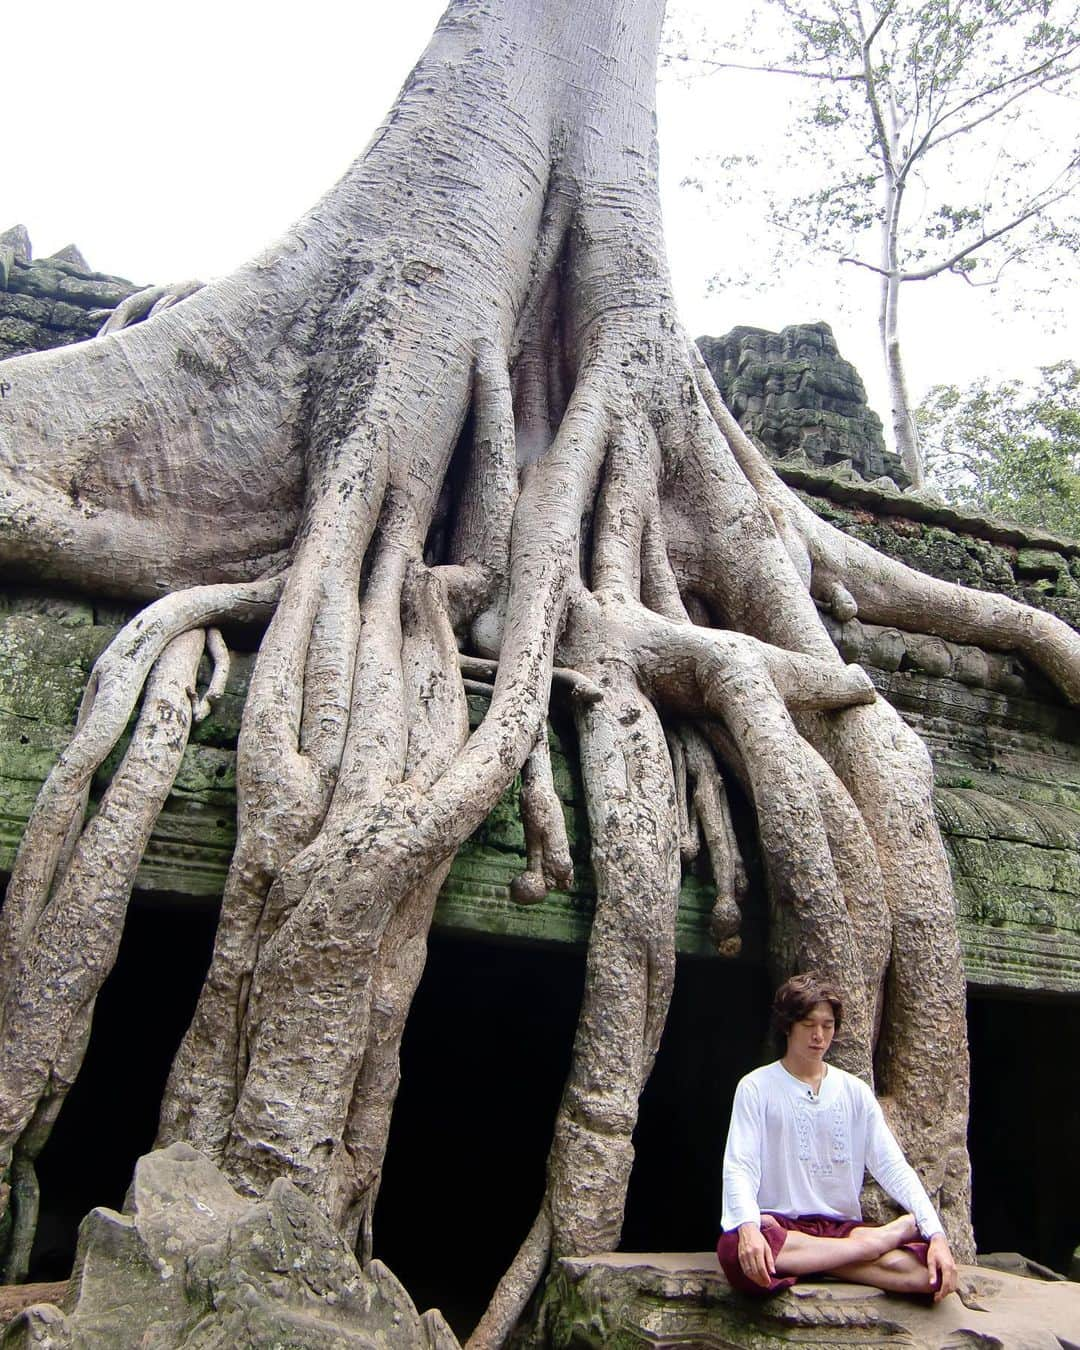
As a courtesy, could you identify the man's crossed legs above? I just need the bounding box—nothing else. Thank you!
[717,1212,939,1298]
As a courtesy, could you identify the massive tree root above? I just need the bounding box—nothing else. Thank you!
[2,0,1080,1342]
[0,604,258,1280]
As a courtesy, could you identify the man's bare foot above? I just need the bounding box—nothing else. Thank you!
[858,1213,919,1257]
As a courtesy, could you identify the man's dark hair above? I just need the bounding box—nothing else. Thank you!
[771,972,844,1049]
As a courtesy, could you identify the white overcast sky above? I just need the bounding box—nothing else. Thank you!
[4,0,1075,420]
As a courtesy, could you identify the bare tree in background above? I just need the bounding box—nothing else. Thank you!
[674,0,1080,485]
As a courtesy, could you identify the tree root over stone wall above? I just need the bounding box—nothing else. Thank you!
[2,0,1079,1343]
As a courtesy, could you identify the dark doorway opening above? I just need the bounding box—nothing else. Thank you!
[372,932,586,1335]
[968,991,1080,1273]
[373,942,771,1335]
[623,957,772,1252]
[27,896,218,1282]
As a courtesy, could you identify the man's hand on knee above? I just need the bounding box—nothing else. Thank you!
[926,1233,958,1301]
[738,1221,777,1287]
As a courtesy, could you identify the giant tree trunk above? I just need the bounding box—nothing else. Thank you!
[3,0,1080,1341]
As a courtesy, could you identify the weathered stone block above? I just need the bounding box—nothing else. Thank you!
[697,323,902,484]
[0,319,47,351]
[523,1251,1080,1348]
[2,1144,460,1348]
[1016,548,1066,578]
[0,228,31,269]
[0,232,140,358]
[0,296,51,326]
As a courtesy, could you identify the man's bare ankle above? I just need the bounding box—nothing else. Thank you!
[853,1215,916,1259]
[886,1213,920,1247]
[847,1227,887,1260]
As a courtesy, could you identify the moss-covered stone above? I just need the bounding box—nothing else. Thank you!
[697,323,903,485]
[0,229,140,360]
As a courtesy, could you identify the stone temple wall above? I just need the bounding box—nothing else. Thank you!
[2,240,1079,998]
[697,321,908,486]
[0,226,138,361]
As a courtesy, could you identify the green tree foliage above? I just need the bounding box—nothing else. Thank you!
[918,361,1080,538]
[672,0,1080,485]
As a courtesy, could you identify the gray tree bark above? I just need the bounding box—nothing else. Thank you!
[3,0,1080,1343]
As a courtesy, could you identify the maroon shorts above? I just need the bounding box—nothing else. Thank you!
[716,1213,931,1296]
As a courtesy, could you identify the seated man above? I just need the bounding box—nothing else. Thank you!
[717,972,958,1301]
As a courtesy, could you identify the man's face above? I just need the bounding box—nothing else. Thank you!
[786,1001,836,1062]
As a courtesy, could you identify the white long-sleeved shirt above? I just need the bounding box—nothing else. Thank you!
[721,1061,944,1239]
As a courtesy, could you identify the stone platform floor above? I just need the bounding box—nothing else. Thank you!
[530,1250,1080,1348]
